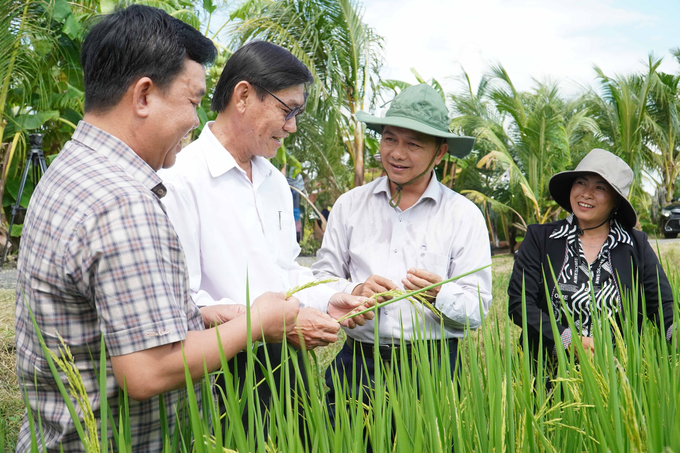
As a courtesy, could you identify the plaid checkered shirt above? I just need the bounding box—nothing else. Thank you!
[14,121,204,452]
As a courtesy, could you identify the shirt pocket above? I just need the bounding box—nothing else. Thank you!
[416,250,450,279]
[270,209,296,267]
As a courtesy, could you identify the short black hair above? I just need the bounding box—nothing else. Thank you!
[211,41,314,113]
[81,4,217,112]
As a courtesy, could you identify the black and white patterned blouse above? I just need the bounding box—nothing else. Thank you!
[548,214,633,346]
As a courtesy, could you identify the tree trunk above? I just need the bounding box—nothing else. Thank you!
[0,140,8,224]
[353,124,364,187]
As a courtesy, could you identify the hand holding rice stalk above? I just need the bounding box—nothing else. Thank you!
[336,264,491,323]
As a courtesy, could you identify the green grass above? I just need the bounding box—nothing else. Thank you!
[3,241,680,451]
[0,288,20,452]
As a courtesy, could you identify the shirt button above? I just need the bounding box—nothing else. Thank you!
[399,217,403,222]
[393,248,397,253]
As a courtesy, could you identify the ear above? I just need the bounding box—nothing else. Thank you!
[232,81,253,114]
[131,77,154,118]
[434,143,448,165]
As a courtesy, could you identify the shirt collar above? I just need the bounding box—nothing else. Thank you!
[372,171,443,207]
[71,121,166,198]
[549,214,579,239]
[549,213,634,248]
[200,121,273,180]
[608,218,635,248]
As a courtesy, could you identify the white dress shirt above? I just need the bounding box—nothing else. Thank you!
[158,122,334,311]
[311,175,492,343]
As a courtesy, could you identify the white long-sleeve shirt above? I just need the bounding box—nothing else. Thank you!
[158,122,334,311]
[311,175,492,343]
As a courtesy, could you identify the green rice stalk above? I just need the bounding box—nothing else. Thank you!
[337,264,491,322]
[98,335,108,453]
[117,408,127,453]
[24,296,89,448]
[22,376,41,452]
[285,278,338,298]
[370,288,440,320]
[87,346,120,451]
[180,343,205,453]
[46,334,100,452]
[15,259,680,452]
[215,327,249,452]
[203,435,238,453]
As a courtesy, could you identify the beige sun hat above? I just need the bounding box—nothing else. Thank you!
[548,148,636,227]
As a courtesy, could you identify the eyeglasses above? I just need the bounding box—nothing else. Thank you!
[253,83,304,122]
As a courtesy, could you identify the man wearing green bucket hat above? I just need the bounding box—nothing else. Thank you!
[312,83,493,416]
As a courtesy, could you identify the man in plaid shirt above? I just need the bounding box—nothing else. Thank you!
[13,5,299,452]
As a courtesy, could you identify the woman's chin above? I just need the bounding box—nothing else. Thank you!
[574,212,608,228]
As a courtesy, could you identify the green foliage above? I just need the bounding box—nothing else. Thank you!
[449,65,600,228]
[298,232,320,256]
[5,0,680,240]
[16,260,680,451]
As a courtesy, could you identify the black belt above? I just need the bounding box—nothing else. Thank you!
[345,336,458,361]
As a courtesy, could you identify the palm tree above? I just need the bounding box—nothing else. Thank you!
[1,0,85,226]
[645,57,680,205]
[586,57,661,207]
[229,0,384,188]
[450,65,598,228]
[1,0,206,233]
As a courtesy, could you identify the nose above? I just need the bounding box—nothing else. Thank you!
[389,142,408,160]
[283,115,297,133]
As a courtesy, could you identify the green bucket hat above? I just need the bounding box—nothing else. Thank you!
[356,83,475,158]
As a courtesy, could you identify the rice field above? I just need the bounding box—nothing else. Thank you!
[1,242,680,451]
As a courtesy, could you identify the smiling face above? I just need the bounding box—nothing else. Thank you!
[244,84,305,159]
[379,125,447,187]
[569,173,619,228]
[148,59,206,169]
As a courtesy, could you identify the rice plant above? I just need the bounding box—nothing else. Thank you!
[19,265,680,452]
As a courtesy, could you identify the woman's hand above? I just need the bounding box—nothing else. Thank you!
[575,336,595,359]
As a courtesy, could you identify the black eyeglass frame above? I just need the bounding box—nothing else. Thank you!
[252,83,305,122]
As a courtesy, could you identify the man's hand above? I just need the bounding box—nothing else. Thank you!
[352,275,398,302]
[287,307,340,350]
[200,304,247,328]
[251,292,300,343]
[327,292,376,329]
[402,268,442,300]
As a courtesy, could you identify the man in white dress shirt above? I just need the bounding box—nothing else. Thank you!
[159,41,372,428]
[312,84,493,412]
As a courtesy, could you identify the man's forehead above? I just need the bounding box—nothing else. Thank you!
[382,125,435,141]
[272,84,306,106]
[179,59,207,93]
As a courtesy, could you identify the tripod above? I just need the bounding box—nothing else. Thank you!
[1,134,48,269]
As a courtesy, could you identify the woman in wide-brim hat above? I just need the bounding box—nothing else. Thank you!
[507,148,675,358]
